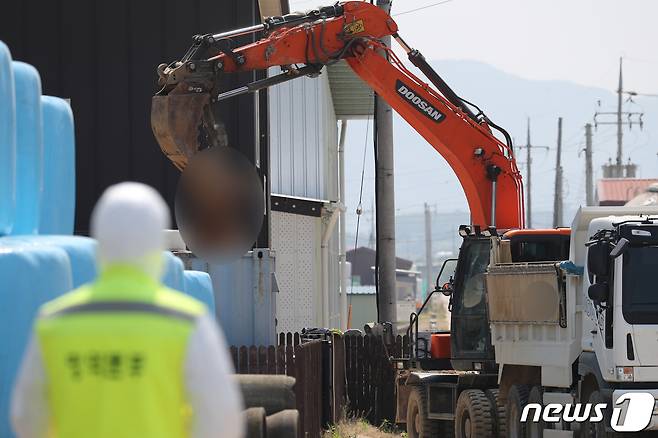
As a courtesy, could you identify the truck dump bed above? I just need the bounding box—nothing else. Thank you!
[487,262,565,327]
[486,255,581,385]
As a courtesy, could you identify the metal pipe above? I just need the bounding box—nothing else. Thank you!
[217,66,318,102]
[338,120,348,331]
[217,86,250,101]
[212,24,265,40]
[393,34,413,54]
[321,204,341,328]
[491,179,497,227]
[407,49,480,123]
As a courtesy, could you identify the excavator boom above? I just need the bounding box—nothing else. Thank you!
[151,1,524,229]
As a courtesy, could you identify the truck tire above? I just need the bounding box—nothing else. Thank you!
[486,388,507,438]
[407,386,440,438]
[506,384,530,438]
[526,386,546,438]
[581,391,620,438]
[455,389,494,438]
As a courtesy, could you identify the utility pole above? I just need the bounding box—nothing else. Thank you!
[368,198,375,249]
[616,58,623,169]
[517,118,549,228]
[553,117,563,228]
[594,57,644,177]
[424,203,433,300]
[585,123,594,206]
[375,0,397,325]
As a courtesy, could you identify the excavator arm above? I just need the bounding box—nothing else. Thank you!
[152,1,524,229]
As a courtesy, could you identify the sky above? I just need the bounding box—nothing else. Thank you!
[286,0,658,253]
[289,0,658,94]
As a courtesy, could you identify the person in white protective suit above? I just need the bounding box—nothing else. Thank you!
[11,182,244,438]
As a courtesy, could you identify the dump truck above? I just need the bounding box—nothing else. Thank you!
[486,206,658,437]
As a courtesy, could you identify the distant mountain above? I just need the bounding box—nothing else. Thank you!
[343,59,658,263]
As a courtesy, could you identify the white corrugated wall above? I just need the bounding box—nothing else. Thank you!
[269,68,337,200]
[268,68,342,332]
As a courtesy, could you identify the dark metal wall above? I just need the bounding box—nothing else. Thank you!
[0,0,267,238]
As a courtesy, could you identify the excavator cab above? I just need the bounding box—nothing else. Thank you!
[446,227,571,372]
[449,230,495,372]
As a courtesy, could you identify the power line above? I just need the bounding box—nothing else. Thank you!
[393,0,456,17]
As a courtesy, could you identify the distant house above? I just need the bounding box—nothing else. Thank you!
[346,247,420,330]
[347,246,413,286]
[597,178,658,206]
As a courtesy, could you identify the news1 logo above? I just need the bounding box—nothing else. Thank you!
[521,392,655,432]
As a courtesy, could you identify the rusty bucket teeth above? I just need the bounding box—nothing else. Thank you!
[151,89,211,171]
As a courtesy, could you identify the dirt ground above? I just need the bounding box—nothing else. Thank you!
[323,419,406,438]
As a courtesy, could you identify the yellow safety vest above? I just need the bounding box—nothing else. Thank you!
[36,265,206,438]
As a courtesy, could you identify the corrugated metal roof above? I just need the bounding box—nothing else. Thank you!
[597,178,658,204]
[326,60,374,119]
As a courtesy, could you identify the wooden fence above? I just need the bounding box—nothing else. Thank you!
[344,334,409,426]
[231,332,342,438]
[230,332,404,436]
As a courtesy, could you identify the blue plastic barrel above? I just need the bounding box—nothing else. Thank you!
[184,270,216,313]
[0,42,16,236]
[162,251,186,290]
[1,235,97,288]
[39,96,75,235]
[11,62,43,235]
[0,239,72,438]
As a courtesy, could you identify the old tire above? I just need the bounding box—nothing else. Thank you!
[486,388,507,438]
[266,409,299,438]
[506,384,530,438]
[234,374,296,415]
[407,386,440,438]
[244,407,267,438]
[455,389,494,438]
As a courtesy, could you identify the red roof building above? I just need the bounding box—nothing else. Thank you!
[597,178,658,206]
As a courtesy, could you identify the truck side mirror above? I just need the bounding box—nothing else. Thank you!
[441,280,454,296]
[588,282,609,303]
[434,258,458,295]
[587,241,610,278]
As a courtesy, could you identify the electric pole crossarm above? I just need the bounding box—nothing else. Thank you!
[517,118,549,228]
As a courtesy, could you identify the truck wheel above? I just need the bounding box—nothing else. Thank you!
[455,389,494,438]
[526,386,546,438]
[506,384,530,438]
[581,391,620,438]
[407,386,439,438]
[486,389,507,438]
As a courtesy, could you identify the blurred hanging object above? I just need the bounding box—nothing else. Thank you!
[175,147,264,264]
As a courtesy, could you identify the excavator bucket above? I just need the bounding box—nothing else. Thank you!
[151,90,210,171]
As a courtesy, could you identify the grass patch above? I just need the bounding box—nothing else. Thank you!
[324,418,406,438]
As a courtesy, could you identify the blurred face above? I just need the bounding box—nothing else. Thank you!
[176,147,264,264]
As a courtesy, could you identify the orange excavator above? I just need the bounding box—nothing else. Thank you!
[151,1,524,230]
[151,2,568,436]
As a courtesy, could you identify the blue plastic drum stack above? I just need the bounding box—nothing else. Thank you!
[0,41,215,437]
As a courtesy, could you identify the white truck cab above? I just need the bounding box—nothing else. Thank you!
[487,206,658,436]
[585,214,658,385]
